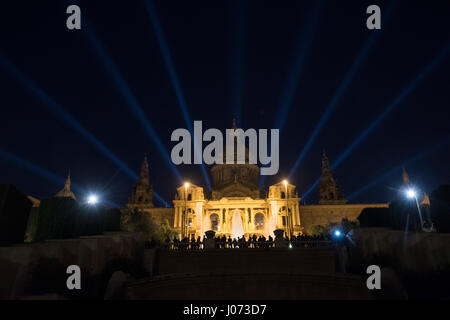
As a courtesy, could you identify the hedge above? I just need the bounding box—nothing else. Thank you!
[0,184,32,245]
[34,197,79,241]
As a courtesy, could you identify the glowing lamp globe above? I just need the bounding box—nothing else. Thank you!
[406,189,416,199]
[87,194,98,205]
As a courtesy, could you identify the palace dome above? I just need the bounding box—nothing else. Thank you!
[210,122,260,198]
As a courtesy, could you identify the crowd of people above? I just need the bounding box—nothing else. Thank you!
[164,232,332,250]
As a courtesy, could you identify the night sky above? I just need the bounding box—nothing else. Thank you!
[1,0,449,207]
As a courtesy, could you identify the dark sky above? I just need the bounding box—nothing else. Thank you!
[1,0,449,207]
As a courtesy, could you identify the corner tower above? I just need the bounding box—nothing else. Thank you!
[127,155,154,208]
[318,151,347,205]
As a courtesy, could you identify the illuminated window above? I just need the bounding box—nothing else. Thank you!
[282,216,286,226]
[254,213,265,230]
[187,194,192,201]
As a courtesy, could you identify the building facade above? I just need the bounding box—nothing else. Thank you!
[126,127,388,239]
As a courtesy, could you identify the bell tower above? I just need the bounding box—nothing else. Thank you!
[127,155,154,208]
[318,151,347,205]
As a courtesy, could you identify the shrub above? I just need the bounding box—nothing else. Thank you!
[430,185,450,233]
[121,207,173,244]
[34,197,79,242]
[0,184,33,245]
[305,224,327,236]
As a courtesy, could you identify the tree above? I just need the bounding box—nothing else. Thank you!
[305,224,327,236]
[430,185,450,233]
[121,208,172,244]
[161,219,177,240]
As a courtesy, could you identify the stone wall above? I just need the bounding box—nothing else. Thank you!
[300,203,389,230]
[156,247,336,276]
[143,207,174,226]
[127,272,373,300]
[346,228,450,299]
[0,232,145,299]
[350,228,450,274]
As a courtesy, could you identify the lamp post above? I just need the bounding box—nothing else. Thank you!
[283,180,292,239]
[405,188,424,231]
[183,182,189,239]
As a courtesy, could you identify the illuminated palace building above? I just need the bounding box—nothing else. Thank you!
[126,127,388,239]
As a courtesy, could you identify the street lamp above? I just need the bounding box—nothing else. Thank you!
[283,179,292,239]
[87,194,99,205]
[183,182,190,239]
[405,188,424,230]
[406,189,416,199]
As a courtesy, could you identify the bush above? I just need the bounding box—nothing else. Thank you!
[305,224,327,236]
[0,184,33,245]
[430,185,450,233]
[34,197,79,242]
[121,207,175,244]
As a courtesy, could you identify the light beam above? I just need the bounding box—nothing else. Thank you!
[0,147,121,207]
[144,0,211,190]
[80,20,183,184]
[230,0,247,127]
[288,2,398,178]
[301,42,450,200]
[0,55,170,207]
[347,136,450,199]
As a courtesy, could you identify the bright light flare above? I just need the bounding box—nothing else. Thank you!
[406,189,416,199]
[334,229,342,237]
[87,194,99,205]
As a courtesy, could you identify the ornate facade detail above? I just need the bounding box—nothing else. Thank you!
[172,121,301,239]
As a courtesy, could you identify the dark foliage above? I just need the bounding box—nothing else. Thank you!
[430,185,450,233]
[0,184,33,245]
[34,197,79,242]
[103,208,121,232]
